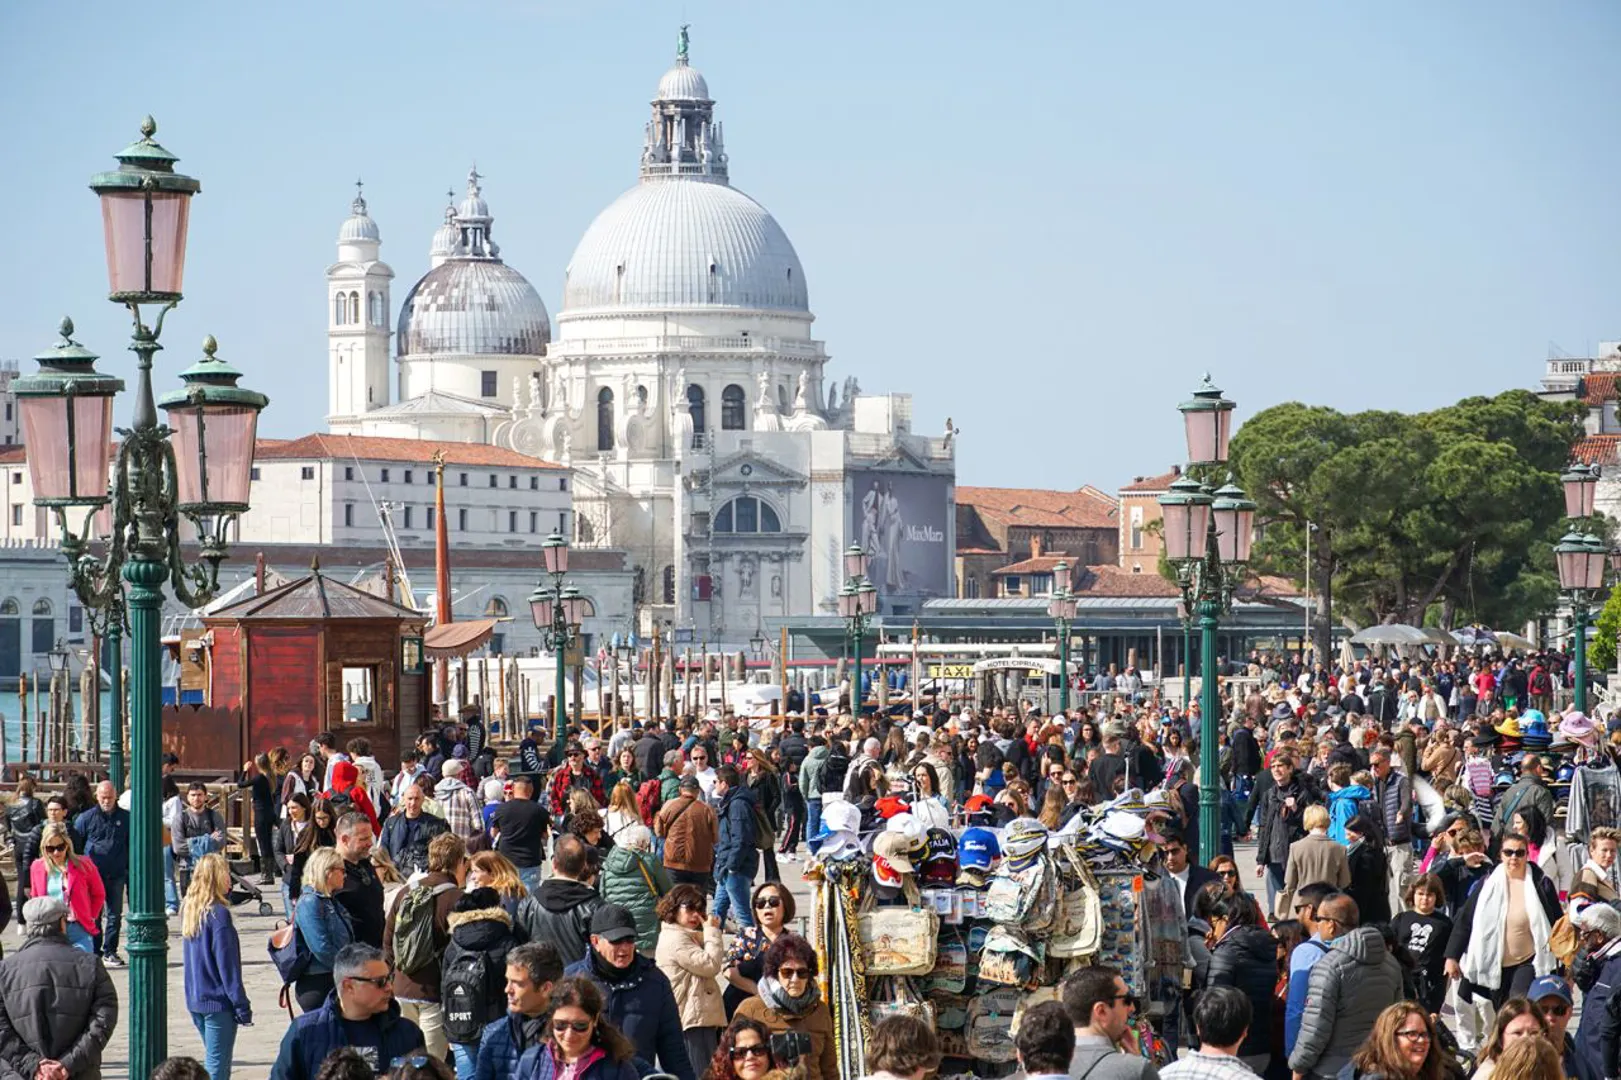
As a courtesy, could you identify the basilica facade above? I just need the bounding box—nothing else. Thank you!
[325,32,955,641]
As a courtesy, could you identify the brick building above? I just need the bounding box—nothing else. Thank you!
[954,486,1118,599]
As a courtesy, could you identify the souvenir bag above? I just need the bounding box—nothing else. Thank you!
[924,925,968,994]
[965,986,1023,1063]
[1048,845,1103,959]
[936,1029,972,1063]
[868,975,935,1027]
[857,905,940,976]
[963,923,989,994]
[976,926,1044,989]
[985,854,1053,928]
[933,993,972,1031]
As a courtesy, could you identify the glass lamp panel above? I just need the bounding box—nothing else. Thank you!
[564,595,589,625]
[1161,502,1193,562]
[1184,410,1218,465]
[844,546,870,579]
[18,397,71,499]
[1557,548,1581,591]
[838,591,856,618]
[1188,501,1211,558]
[169,404,257,507]
[1213,506,1239,564]
[1585,547,1607,591]
[1564,474,1598,520]
[531,595,555,629]
[542,535,568,575]
[100,191,192,296]
[1213,409,1233,464]
[859,586,878,615]
[1233,507,1256,563]
[1054,561,1071,592]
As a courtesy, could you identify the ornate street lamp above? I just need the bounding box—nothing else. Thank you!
[1563,463,1600,521]
[530,531,579,740]
[1559,463,1607,714]
[15,118,267,1079]
[1159,377,1245,866]
[1047,561,1079,713]
[838,550,879,715]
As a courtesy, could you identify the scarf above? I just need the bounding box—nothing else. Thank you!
[1459,867,1555,989]
[588,948,636,985]
[758,973,820,1017]
[554,1046,604,1080]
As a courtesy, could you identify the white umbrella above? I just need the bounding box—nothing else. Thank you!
[1350,624,1430,646]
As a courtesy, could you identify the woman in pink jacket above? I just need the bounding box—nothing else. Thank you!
[32,821,106,952]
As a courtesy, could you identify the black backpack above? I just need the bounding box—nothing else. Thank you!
[822,752,851,797]
[442,950,496,1046]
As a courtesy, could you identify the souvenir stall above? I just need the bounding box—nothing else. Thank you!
[806,788,1188,1078]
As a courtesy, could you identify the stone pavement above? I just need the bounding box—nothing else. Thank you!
[100,843,1271,1078]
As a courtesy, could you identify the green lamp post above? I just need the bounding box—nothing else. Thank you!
[1047,560,1078,714]
[15,119,269,1080]
[840,545,877,714]
[1159,376,1248,867]
[1559,463,1604,714]
[530,531,586,741]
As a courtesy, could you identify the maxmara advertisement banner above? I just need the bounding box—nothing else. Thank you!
[849,471,951,601]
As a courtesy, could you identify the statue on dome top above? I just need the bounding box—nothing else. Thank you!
[678,24,690,61]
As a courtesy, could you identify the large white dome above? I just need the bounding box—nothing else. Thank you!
[562,180,808,316]
[397,260,551,357]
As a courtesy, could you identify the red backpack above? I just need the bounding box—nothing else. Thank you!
[636,778,663,826]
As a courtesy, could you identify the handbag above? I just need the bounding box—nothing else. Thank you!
[857,905,939,976]
[868,976,935,1027]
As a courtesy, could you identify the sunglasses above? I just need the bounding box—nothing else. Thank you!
[348,973,393,988]
[43,845,65,854]
[730,1046,770,1062]
[553,1019,593,1034]
[391,1056,431,1070]
[1541,1001,1571,1017]
[755,896,782,910]
[566,751,584,759]
[678,902,702,913]
[1219,868,1240,879]
[1501,848,1527,858]
[1111,992,1139,1009]
[776,966,811,980]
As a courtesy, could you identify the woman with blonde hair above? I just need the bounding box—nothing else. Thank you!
[31,821,104,952]
[1036,786,1066,830]
[1490,1035,1563,1080]
[181,852,251,1080]
[1339,1002,1442,1080]
[468,849,543,938]
[605,781,642,840]
[369,844,408,912]
[293,847,354,1011]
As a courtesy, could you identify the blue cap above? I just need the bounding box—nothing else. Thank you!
[958,827,1000,870]
[1528,975,1572,1004]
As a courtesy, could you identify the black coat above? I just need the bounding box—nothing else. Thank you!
[1207,925,1277,1057]
[0,932,117,1080]
[441,905,520,1046]
[1345,840,1391,925]
[1256,773,1321,866]
[1229,727,1262,778]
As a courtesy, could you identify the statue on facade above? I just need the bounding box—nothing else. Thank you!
[530,371,544,414]
[755,368,774,409]
[793,369,813,414]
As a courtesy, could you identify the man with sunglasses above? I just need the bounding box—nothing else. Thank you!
[564,905,694,1080]
[271,943,424,1080]
[1527,975,1578,1079]
[1282,884,1340,1058]
[1060,966,1160,1080]
[548,741,606,822]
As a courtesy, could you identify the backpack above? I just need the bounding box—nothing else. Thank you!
[965,986,1022,1063]
[392,882,456,975]
[268,919,312,985]
[325,789,355,816]
[821,752,851,797]
[442,950,496,1045]
[751,802,776,851]
[636,778,664,827]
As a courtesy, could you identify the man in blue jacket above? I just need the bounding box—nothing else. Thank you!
[474,941,564,1080]
[563,905,694,1080]
[710,765,759,930]
[271,943,425,1080]
[75,781,129,967]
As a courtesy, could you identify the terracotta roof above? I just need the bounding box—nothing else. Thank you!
[955,547,1002,556]
[1584,374,1621,407]
[955,485,1118,530]
[1574,435,1621,466]
[256,434,563,470]
[991,554,1073,576]
[1119,467,1182,494]
[1073,563,1182,598]
[0,447,24,465]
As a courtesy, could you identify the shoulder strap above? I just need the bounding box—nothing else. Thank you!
[1074,1052,1112,1080]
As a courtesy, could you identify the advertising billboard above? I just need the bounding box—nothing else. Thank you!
[849,471,952,603]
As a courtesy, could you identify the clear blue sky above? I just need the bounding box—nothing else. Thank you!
[2,1,1617,491]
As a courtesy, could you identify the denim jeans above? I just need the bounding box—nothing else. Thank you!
[451,1041,477,1080]
[517,864,542,896]
[191,1010,238,1080]
[66,922,93,953]
[804,799,823,855]
[711,870,755,929]
[281,879,293,920]
[95,875,125,958]
[163,848,179,912]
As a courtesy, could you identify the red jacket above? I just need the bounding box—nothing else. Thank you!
[326,760,382,835]
[549,763,606,817]
[32,854,106,932]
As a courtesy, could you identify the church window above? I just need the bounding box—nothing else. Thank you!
[597,387,615,451]
[349,292,360,323]
[334,294,346,325]
[481,371,498,398]
[687,385,706,447]
[713,496,782,535]
[370,292,384,327]
[721,385,745,430]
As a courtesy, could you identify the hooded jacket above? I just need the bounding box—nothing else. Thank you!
[0,930,117,1080]
[1206,924,1277,1058]
[798,745,830,802]
[269,991,424,1080]
[378,809,451,877]
[325,761,381,835]
[713,784,760,878]
[563,952,695,1080]
[524,877,605,967]
[475,1011,550,1080]
[441,901,519,1046]
[599,846,671,954]
[1327,785,1372,845]
[1288,926,1404,1080]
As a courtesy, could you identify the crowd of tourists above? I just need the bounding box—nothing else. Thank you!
[2,647,1621,1080]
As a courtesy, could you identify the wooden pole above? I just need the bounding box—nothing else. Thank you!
[700,644,709,717]
[779,626,789,721]
[18,675,27,765]
[610,658,621,727]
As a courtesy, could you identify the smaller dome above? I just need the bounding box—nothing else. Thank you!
[657,59,709,102]
[429,193,459,262]
[458,165,490,221]
[338,181,380,243]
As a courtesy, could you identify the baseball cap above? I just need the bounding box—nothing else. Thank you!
[875,796,910,820]
[922,828,958,885]
[589,904,639,943]
[810,800,862,843]
[1528,975,1572,1005]
[958,827,1000,870]
[872,832,917,873]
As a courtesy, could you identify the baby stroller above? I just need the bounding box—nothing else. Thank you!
[188,833,276,917]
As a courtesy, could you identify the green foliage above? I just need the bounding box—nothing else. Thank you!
[1229,390,1587,639]
[1595,586,1621,673]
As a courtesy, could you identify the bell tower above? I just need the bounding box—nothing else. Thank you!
[328,180,394,427]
